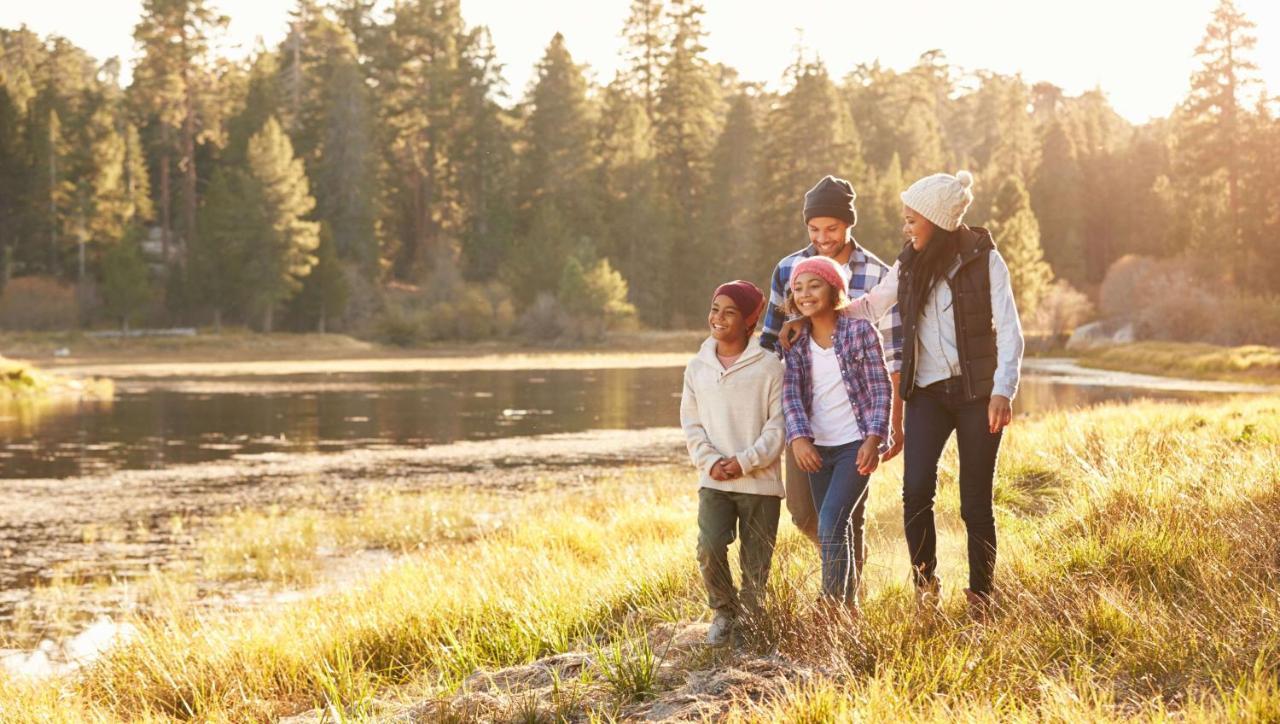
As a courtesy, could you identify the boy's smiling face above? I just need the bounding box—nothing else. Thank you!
[708,294,749,344]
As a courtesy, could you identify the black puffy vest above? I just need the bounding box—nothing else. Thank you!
[897,226,998,402]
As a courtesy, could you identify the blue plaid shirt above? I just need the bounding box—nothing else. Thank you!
[760,242,903,373]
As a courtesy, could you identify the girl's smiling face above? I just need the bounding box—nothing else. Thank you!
[903,205,935,251]
[707,294,749,343]
[790,272,835,318]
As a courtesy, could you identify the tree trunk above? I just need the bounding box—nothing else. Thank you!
[48,121,57,274]
[160,147,172,267]
[213,307,222,334]
[263,303,274,334]
[182,97,197,266]
[181,22,197,268]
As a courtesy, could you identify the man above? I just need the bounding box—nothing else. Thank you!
[760,175,904,567]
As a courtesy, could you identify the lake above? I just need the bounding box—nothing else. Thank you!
[0,360,1235,480]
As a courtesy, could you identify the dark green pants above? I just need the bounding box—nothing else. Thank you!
[696,487,781,618]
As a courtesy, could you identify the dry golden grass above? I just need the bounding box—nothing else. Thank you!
[1,397,1277,721]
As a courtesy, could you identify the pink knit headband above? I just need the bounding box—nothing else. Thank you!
[791,256,848,295]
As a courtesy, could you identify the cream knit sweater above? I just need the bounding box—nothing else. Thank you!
[679,336,786,497]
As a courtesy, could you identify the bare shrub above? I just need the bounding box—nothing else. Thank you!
[1026,280,1094,343]
[0,276,79,330]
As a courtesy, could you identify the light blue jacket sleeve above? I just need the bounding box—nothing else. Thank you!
[841,262,899,326]
[988,251,1025,399]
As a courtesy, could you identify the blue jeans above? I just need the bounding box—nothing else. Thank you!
[807,440,871,602]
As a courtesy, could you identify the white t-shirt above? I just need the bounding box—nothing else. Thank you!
[808,338,863,446]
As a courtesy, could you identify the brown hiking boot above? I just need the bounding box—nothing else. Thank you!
[964,589,994,623]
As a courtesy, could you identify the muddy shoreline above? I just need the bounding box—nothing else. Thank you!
[0,428,687,627]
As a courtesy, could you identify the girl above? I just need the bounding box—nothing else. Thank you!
[800,171,1024,619]
[781,256,892,616]
[681,280,786,646]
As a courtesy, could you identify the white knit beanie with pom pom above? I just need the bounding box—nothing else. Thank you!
[900,170,975,232]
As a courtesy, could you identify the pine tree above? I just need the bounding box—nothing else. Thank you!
[289,222,349,332]
[0,86,21,284]
[558,255,637,340]
[191,167,252,328]
[100,233,153,330]
[224,51,280,167]
[619,0,668,119]
[1177,0,1260,283]
[508,33,601,303]
[703,92,763,286]
[273,6,380,277]
[596,80,664,324]
[653,0,720,325]
[955,73,1038,221]
[131,0,228,270]
[758,59,865,272]
[1030,120,1085,284]
[243,117,320,331]
[991,176,1053,316]
[456,27,516,282]
[857,152,906,261]
[374,0,470,279]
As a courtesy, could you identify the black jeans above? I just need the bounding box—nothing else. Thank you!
[902,377,1002,595]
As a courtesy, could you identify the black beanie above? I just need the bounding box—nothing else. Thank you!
[803,175,857,226]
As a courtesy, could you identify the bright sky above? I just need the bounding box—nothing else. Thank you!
[2,0,1277,123]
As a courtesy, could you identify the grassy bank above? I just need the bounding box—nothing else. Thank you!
[2,396,1278,721]
[1078,341,1280,385]
[0,356,112,402]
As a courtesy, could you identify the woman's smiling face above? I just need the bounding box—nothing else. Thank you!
[903,205,935,251]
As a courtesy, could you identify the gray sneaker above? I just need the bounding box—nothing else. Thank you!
[705,611,734,646]
[915,576,942,612]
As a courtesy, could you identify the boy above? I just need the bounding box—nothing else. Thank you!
[680,280,786,645]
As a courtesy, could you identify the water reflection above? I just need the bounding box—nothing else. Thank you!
[0,366,1216,480]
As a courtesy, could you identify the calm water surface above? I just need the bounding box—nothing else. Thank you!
[0,365,1219,480]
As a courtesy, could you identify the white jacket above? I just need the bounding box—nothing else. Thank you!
[680,336,786,497]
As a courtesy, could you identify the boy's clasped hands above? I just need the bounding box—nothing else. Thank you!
[709,457,743,481]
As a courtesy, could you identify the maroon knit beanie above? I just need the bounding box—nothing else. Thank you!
[711,280,765,328]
